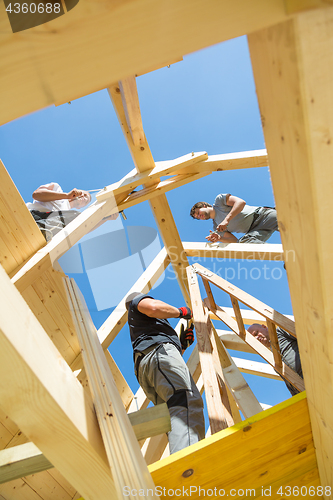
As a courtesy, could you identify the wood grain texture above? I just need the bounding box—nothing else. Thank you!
[0,0,292,125]
[150,394,320,498]
[248,7,333,488]
[0,264,116,499]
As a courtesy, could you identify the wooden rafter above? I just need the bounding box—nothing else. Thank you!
[10,157,277,295]
[109,78,191,303]
[158,149,269,174]
[96,151,209,203]
[215,307,294,326]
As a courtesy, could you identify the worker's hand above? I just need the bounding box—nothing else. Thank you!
[67,188,82,200]
[180,323,194,351]
[205,231,220,243]
[216,218,229,232]
[178,306,192,320]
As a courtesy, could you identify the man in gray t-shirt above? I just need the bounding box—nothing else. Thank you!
[190,193,278,244]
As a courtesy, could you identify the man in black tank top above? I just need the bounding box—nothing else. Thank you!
[126,292,205,454]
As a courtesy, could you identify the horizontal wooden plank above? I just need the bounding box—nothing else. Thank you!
[0,443,53,484]
[0,0,292,125]
[183,242,284,261]
[128,404,171,442]
[232,356,281,380]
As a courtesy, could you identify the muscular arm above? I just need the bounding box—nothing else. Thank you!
[137,298,180,319]
[33,185,82,202]
[216,194,246,232]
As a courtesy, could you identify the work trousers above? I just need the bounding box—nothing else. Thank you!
[30,209,81,242]
[239,207,278,244]
[135,343,205,454]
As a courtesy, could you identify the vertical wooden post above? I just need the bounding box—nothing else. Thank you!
[65,278,156,500]
[248,8,333,486]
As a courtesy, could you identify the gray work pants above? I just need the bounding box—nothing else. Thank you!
[135,343,205,454]
[239,207,278,244]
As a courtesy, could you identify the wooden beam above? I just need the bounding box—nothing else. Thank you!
[248,7,333,487]
[192,263,296,335]
[206,304,263,418]
[186,265,233,432]
[128,404,171,442]
[0,264,117,498]
[117,172,208,209]
[285,0,333,14]
[232,357,282,380]
[217,330,257,353]
[266,319,283,371]
[65,278,155,498]
[0,404,170,485]
[119,77,145,146]
[230,297,246,340]
[109,80,191,303]
[96,151,208,203]
[0,159,45,277]
[183,242,284,261]
[0,443,53,484]
[0,1,294,125]
[211,303,304,392]
[215,307,294,326]
[77,350,134,412]
[160,149,269,174]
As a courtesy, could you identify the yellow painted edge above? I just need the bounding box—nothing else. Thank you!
[149,391,307,473]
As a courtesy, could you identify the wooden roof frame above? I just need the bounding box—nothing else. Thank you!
[1,0,333,496]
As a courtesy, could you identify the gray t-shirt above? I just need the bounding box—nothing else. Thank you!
[213,194,258,234]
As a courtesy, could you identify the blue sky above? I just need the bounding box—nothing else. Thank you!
[1,35,293,421]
